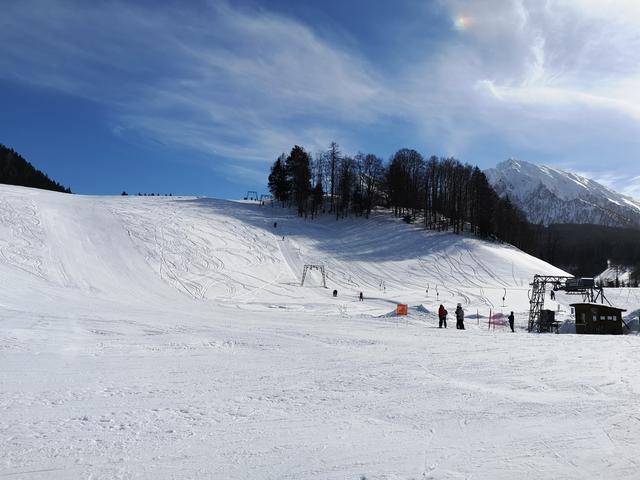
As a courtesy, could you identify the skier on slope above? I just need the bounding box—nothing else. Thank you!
[508,311,515,332]
[455,303,465,330]
[438,304,448,328]
[359,291,364,302]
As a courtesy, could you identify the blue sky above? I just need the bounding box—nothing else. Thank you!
[2,0,640,198]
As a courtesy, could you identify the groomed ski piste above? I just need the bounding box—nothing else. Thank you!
[1,183,640,479]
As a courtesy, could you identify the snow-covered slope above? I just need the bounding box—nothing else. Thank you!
[486,159,640,227]
[3,184,640,479]
[0,184,569,317]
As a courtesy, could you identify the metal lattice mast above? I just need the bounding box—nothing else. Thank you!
[528,275,546,332]
[526,275,601,332]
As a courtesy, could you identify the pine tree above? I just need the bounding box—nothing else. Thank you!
[285,146,312,216]
[268,154,290,206]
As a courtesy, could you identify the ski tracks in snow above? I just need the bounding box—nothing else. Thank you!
[0,196,47,280]
[112,200,292,303]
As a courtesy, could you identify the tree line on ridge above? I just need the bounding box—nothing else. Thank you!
[268,142,530,249]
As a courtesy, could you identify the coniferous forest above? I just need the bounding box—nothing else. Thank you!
[0,144,71,193]
[528,224,640,283]
[268,143,640,279]
[269,143,531,249]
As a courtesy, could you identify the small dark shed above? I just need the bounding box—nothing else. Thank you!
[538,309,560,333]
[571,303,626,335]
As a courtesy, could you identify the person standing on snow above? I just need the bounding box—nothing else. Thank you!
[438,304,448,328]
[455,303,465,330]
[508,311,515,332]
[359,291,364,302]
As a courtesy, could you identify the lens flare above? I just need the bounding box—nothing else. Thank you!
[453,15,472,31]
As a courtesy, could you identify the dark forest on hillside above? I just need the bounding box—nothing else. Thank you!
[530,224,640,280]
[268,143,640,281]
[0,144,71,193]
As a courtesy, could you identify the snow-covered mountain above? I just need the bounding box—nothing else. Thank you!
[485,159,640,227]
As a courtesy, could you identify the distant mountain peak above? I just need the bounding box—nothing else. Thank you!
[485,159,640,228]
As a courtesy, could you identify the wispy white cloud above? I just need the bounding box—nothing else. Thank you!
[622,179,640,199]
[396,0,640,195]
[2,0,640,196]
[577,171,640,200]
[0,0,387,180]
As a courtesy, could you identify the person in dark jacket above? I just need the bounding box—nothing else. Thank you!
[438,304,448,328]
[455,303,465,330]
[333,289,338,297]
[359,291,364,301]
[508,311,515,332]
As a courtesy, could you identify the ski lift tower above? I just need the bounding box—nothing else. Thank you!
[245,190,258,201]
[527,275,610,332]
[301,264,327,288]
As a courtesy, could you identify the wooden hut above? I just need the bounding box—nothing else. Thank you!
[571,303,626,335]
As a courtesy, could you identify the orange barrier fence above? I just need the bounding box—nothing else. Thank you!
[396,304,408,316]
